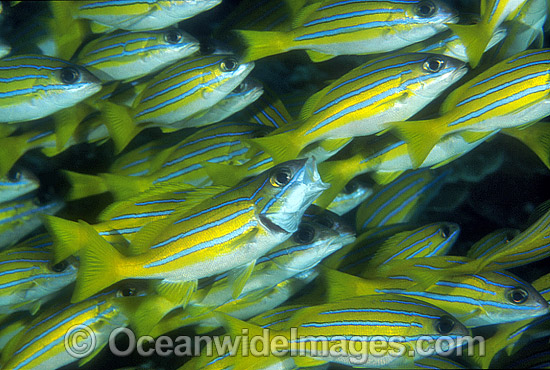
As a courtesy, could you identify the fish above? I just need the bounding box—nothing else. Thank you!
[322,267,549,327]
[0,286,143,370]
[0,168,39,203]
[58,158,328,303]
[502,121,550,170]
[390,48,550,168]
[316,179,373,216]
[0,54,101,123]
[0,193,64,250]
[0,245,77,314]
[235,0,458,62]
[217,294,469,368]
[75,28,201,82]
[466,228,521,259]
[355,169,449,232]
[248,53,468,165]
[102,54,255,152]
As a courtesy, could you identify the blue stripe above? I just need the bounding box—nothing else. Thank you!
[320,308,439,319]
[435,281,497,295]
[110,210,174,221]
[0,270,74,290]
[301,320,423,328]
[0,83,91,99]
[145,218,257,268]
[303,9,402,27]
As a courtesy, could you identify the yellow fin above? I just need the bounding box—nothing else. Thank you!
[459,130,496,144]
[63,170,108,200]
[156,280,198,309]
[0,135,27,177]
[102,102,139,154]
[292,1,322,28]
[245,132,301,164]
[53,104,93,150]
[371,170,404,185]
[228,260,257,299]
[71,221,125,303]
[100,173,154,201]
[314,160,352,209]
[504,123,550,169]
[41,215,87,263]
[390,120,442,169]
[447,23,491,68]
[299,86,331,120]
[90,22,112,34]
[202,162,248,187]
[305,50,336,62]
[321,266,373,302]
[127,218,171,255]
[234,30,292,62]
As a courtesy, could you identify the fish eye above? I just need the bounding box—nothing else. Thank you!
[233,82,247,93]
[270,167,292,187]
[7,168,21,182]
[252,129,269,139]
[507,287,529,304]
[119,288,137,297]
[440,225,451,238]
[294,223,316,244]
[505,232,516,243]
[315,215,334,229]
[423,57,445,73]
[60,67,81,84]
[164,29,183,44]
[435,316,455,334]
[51,260,68,272]
[343,181,358,194]
[220,58,239,72]
[415,1,436,17]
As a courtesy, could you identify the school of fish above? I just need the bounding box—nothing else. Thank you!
[0,0,548,369]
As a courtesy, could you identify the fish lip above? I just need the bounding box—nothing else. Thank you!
[444,15,460,25]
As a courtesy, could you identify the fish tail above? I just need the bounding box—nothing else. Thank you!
[100,173,153,201]
[63,170,108,200]
[390,119,442,169]
[504,125,550,170]
[215,312,272,341]
[102,102,139,154]
[234,30,292,62]
[72,221,125,303]
[42,215,88,263]
[447,23,491,68]
[321,266,371,302]
[203,162,249,187]
[0,135,28,177]
[245,132,301,165]
[53,104,93,150]
[314,160,353,208]
[48,1,88,60]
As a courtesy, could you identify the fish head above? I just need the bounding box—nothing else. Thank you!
[430,222,461,254]
[49,62,102,109]
[258,158,330,235]
[41,256,79,293]
[407,0,459,28]
[472,271,549,325]
[406,53,468,100]
[156,28,201,59]
[201,54,255,100]
[0,167,40,199]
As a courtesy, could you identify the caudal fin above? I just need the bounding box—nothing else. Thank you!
[102,102,139,154]
[0,135,27,177]
[234,30,292,62]
[71,221,125,303]
[42,215,89,263]
[63,170,108,200]
[389,120,442,169]
[101,173,154,201]
[447,23,491,68]
[314,160,353,208]
[245,132,302,165]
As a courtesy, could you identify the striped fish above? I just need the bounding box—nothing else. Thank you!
[503,121,550,170]
[0,55,101,123]
[0,168,39,203]
[249,53,468,164]
[391,48,550,168]
[178,78,264,128]
[75,28,200,82]
[102,54,255,152]
[53,0,222,32]
[323,222,458,275]
[64,122,271,201]
[0,193,64,250]
[322,267,549,327]
[0,313,27,352]
[217,294,469,368]
[65,158,328,302]
[235,0,458,62]
[314,129,496,207]
[355,169,449,232]
[467,228,521,259]
[240,84,294,128]
[0,287,142,370]
[0,246,77,314]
